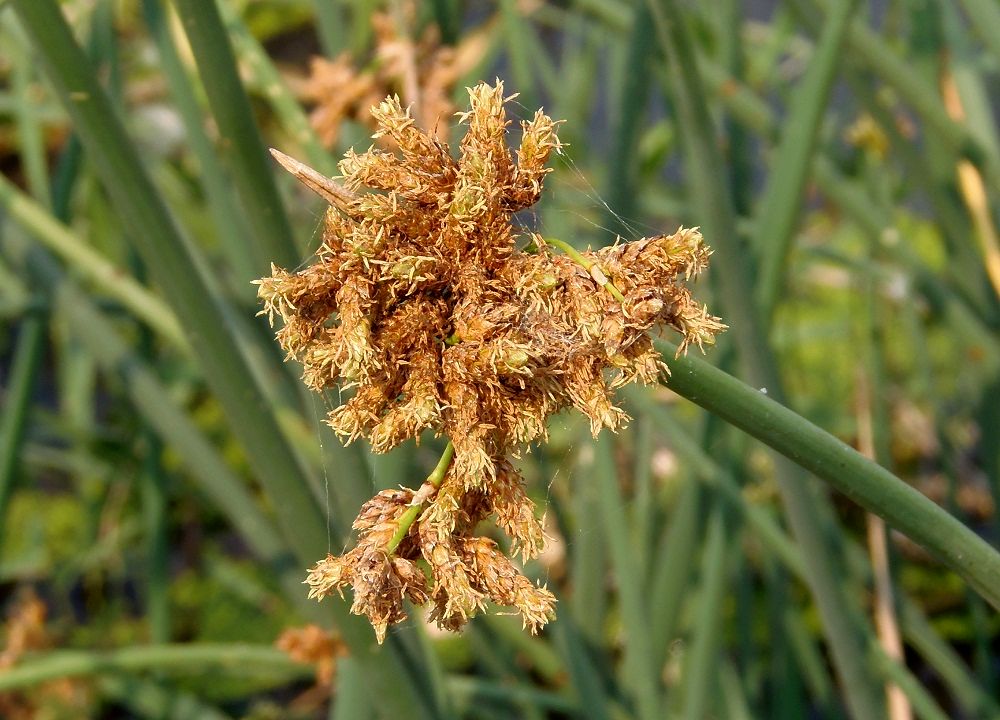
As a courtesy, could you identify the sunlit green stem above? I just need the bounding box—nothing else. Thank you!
[386,441,455,554]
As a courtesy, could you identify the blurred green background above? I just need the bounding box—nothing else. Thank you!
[2,0,1000,718]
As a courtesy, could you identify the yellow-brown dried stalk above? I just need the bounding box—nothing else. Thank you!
[257,81,725,644]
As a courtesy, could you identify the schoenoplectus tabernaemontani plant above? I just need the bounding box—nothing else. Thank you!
[256,81,724,643]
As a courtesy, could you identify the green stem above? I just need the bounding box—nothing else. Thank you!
[0,308,46,557]
[655,339,1000,610]
[809,0,998,184]
[593,435,661,720]
[870,645,951,720]
[332,658,375,720]
[139,0,256,291]
[8,0,324,564]
[312,1,346,56]
[958,0,1000,66]
[681,504,729,720]
[386,441,455,554]
[546,237,627,303]
[0,174,187,350]
[98,675,231,720]
[647,2,885,715]
[900,600,1000,717]
[171,0,300,277]
[0,644,309,691]
[1,222,296,597]
[447,676,577,715]
[8,25,52,209]
[752,0,859,325]
[216,1,334,174]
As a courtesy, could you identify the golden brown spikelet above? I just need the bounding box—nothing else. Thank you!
[275,624,347,688]
[260,82,724,643]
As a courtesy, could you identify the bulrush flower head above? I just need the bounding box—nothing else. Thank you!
[258,81,724,642]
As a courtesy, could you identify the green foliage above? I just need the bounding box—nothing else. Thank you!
[1,0,1000,718]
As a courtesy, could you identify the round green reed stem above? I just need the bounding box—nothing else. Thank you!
[387,441,456,554]
[657,341,1000,611]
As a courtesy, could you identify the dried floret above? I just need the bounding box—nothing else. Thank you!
[276,624,347,687]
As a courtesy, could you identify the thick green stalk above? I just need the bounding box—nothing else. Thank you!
[0,308,45,555]
[139,0,256,289]
[9,3,440,716]
[593,435,662,720]
[217,2,334,174]
[0,644,309,691]
[647,3,885,716]
[0,175,187,350]
[312,0,346,55]
[656,340,1000,609]
[170,0,299,277]
[754,0,858,325]
[386,441,454,553]
[603,4,655,238]
[680,505,729,720]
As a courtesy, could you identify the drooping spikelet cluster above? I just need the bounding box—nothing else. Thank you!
[257,81,725,643]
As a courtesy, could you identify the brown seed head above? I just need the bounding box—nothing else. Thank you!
[260,82,724,643]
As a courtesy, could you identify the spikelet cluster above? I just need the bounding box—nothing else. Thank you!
[257,81,724,643]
